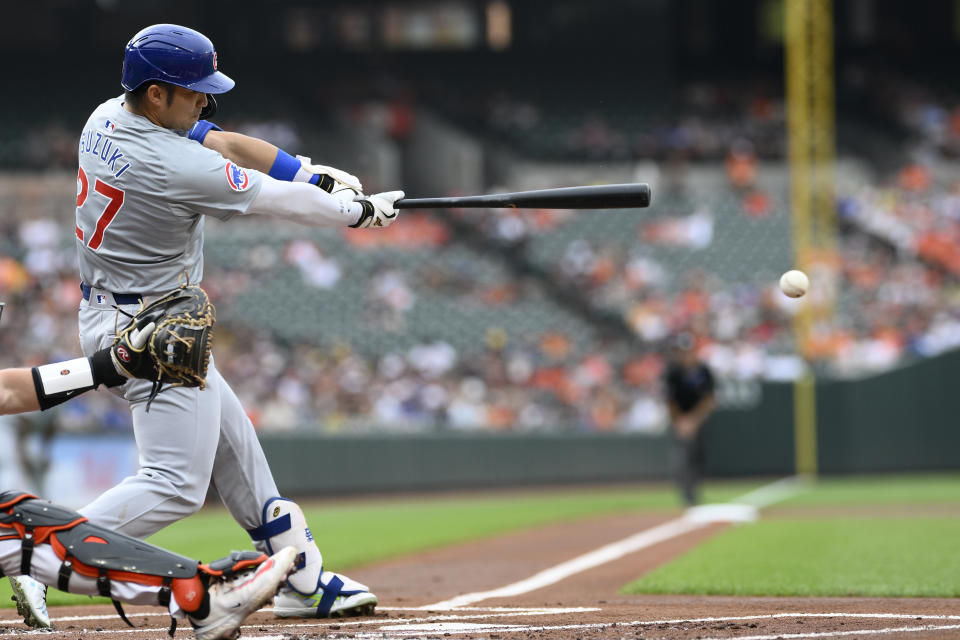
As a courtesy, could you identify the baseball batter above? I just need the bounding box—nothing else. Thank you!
[13,23,401,625]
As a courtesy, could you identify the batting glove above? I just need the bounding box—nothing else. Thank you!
[330,181,361,203]
[296,155,363,192]
[350,191,404,229]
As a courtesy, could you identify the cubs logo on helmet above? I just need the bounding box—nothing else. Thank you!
[225,162,250,192]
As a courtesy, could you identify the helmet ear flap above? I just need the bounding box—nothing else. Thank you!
[199,94,217,120]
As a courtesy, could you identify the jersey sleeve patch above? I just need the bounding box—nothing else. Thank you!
[225,162,250,192]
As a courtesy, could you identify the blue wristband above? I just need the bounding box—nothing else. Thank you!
[188,119,222,144]
[268,149,303,181]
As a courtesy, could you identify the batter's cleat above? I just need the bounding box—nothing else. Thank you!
[272,571,377,618]
[189,546,298,640]
[9,575,51,629]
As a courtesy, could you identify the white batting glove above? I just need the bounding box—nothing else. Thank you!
[350,191,404,229]
[296,155,363,192]
[330,181,361,203]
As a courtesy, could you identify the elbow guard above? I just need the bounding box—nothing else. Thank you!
[188,119,223,144]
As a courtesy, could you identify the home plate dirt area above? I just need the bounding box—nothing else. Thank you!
[0,512,956,640]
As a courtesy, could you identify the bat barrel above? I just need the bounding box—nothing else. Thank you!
[395,183,651,210]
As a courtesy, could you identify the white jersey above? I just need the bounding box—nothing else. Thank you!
[75,96,263,296]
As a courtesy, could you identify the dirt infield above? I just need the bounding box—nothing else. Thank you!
[0,510,957,639]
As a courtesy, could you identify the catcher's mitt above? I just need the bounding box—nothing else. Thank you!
[110,284,216,408]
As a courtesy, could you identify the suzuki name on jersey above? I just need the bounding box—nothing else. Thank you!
[80,129,132,178]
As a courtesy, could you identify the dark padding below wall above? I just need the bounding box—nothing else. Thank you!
[260,433,676,495]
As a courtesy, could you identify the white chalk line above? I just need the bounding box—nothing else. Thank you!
[0,606,592,627]
[244,613,960,639]
[736,475,811,508]
[381,606,596,612]
[699,624,960,640]
[239,613,960,639]
[420,475,807,610]
[0,607,598,637]
[420,517,705,610]
[1,611,958,638]
[245,627,960,640]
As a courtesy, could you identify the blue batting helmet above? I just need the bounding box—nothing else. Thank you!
[121,24,234,94]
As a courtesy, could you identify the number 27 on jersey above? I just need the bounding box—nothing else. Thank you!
[76,166,124,251]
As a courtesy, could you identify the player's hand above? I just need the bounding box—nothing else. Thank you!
[330,181,361,204]
[296,155,363,192]
[110,320,156,379]
[350,191,404,229]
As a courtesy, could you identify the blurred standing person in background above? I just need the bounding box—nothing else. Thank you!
[664,333,716,507]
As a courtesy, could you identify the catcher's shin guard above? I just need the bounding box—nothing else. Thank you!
[246,498,323,596]
[0,491,201,627]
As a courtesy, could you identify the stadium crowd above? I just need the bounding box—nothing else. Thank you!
[3,68,960,435]
[3,166,960,436]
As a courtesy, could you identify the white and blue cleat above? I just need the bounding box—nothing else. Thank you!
[272,571,377,618]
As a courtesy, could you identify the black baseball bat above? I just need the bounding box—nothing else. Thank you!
[394,183,651,210]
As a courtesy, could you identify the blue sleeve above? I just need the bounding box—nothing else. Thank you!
[186,127,323,186]
[268,149,303,181]
[188,120,223,144]
[266,149,322,185]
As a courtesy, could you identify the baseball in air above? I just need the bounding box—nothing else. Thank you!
[779,269,810,298]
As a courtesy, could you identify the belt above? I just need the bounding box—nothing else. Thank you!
[80,283,142,306]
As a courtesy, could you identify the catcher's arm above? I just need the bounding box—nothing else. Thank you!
[0,368,40,415]
[0,323,154,415]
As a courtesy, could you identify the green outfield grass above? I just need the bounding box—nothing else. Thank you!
[623,518,960,597]
[777,472,960,506]
[624,472,960,598]
[1,481,760,608]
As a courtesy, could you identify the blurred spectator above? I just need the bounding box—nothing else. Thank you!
[725,139,758,189]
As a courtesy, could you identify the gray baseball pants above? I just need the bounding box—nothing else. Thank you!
[77,289,278,542]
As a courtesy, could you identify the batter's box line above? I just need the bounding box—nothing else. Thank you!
[233,612,960,636]
[0,608,602,638]
[1,612,958,640]
[0,607,589,625]
[244,614,960,640]
[243,625,960,640]
[233,608,610,632]
[274,622,960,640]
[378,606,599,613]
